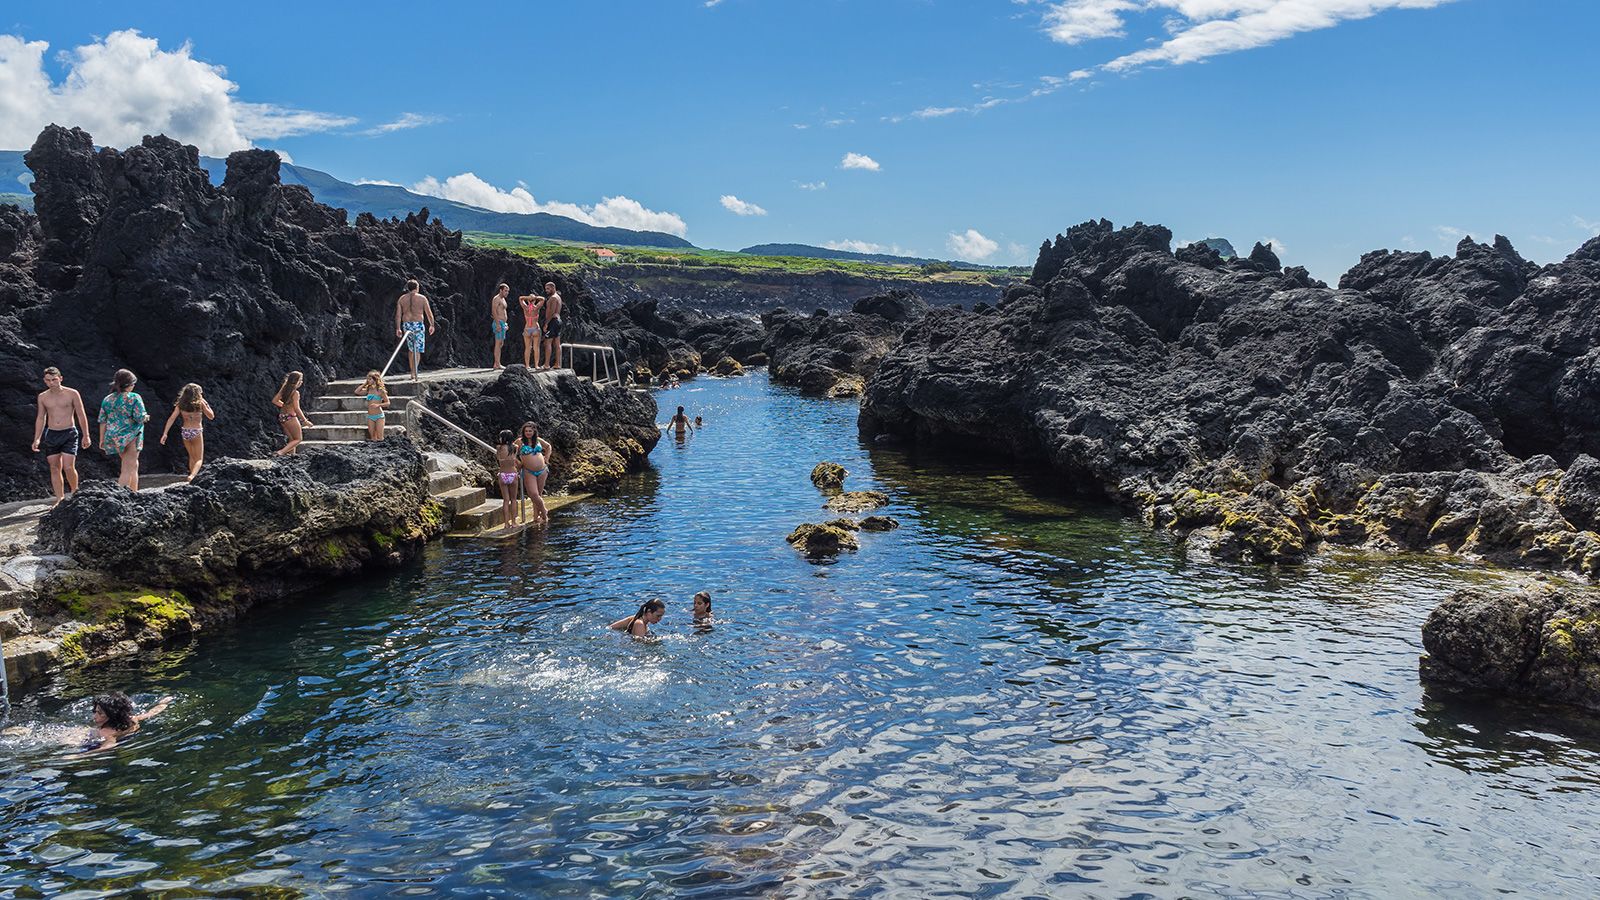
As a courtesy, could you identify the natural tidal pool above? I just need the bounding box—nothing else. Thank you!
[3,371,1599,897]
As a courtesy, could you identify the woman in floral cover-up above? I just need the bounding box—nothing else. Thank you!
[98,368,149,491]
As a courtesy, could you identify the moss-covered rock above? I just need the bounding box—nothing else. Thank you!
[810,462,847,491]
[860,515,900,532]
[711,357,745,377]
[823,490,889,514]
[1423,586,1600,712]
[786,522,859,557]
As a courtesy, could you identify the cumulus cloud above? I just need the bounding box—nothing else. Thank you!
[797,181,827,191]
[0,30,353,154]
[840,152,881,171]
[355,178,403,187]
[719,194,768,216]
[947,228,1000,261]
[1041,1,1457,73]
[411,172,688,236]
[361,112,445,136]
[824,239,893,254]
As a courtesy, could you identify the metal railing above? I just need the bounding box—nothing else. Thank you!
[561,343,621,386]
[379,333,411,381]
[407,399,496,457]
[1,629,9,722]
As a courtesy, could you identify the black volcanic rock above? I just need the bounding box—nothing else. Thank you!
[0,125,621,501]
[1421,586,1600,712]
[862,218,1600,575]
[760,290,926,397]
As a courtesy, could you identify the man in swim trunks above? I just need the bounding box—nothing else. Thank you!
[31,366,91,506]
[540,281,563,371]
[394,278,437,382]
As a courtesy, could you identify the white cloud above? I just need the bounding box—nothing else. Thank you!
[1040,1,1457,74]
[719,194,767,216]
[797,180,827,191]
[270,148,294,164]
[947,228,1000,261]
[361,112,445,136]
[840,152,881,171]
[913,106,963,119]
[355,178,403,187]
[411,172,688,236]
[1575,215,1600,235]
[825,239,895,255]
[0,30,353,154]
[1259,236,1287,257]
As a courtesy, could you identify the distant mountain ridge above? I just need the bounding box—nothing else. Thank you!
[739,242,1000,270]
[0,149,692,249]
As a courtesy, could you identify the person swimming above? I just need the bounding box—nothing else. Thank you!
[78,691,173,753]
[691,590,713,626]
[609,599,666,638]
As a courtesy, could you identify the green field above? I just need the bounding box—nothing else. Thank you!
[465,232,1025,284]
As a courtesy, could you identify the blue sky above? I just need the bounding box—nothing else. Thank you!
[2,0,1597,279]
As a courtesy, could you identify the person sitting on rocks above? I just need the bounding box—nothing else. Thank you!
[495,429,524,532]
[692,591,714,627]
[98,368,149,492]
[359,370,391,441]
[394,278,436,382]
[31,366,91,506]
[158,382,215,482]
[517,421,551,527]
[78,691,174,753]
[519,292,544,369]
[540,281,563,371]
[668,406,692,436]
[272,371,315,456]
[609,599,666,638]
[490,283,511,369]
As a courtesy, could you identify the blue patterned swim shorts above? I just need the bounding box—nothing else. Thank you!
[492,319,509,341]
[402,320,427,353]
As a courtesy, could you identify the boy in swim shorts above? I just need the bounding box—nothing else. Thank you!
[31,366,92,506]
[394,278,436,382]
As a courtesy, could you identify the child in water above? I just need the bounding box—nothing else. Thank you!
[692,591,713,626]
[79,692,174,753]
[609,599,666,638]
[158,382,215,481]
[495,429,523,531]
[359,370,391,441]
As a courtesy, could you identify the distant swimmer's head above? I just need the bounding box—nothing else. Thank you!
[91,692,134,731]
[692,591,712,620]
[405,279,419,292]
[636,598,667,625]
[677,406,685,415]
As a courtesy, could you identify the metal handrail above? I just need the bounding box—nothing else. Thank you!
[561,342,621,385]
[379,333,410,381]
[1,628,9,722]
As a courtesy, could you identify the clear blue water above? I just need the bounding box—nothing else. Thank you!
[3,370,1599,897]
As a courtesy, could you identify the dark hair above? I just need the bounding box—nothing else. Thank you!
[112,369,136,393]
[43,366,60,377]
[693,591,712,610]
[405,279,419,291]
[677,406,685,415]
[498,429,514,448]
[627,598,666,632]
[93,691,135,731]
[519,421,538,441]
[275,371,303,404]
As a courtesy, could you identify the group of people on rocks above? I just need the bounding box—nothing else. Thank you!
[486,280,564,372]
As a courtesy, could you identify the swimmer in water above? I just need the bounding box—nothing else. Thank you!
[691,590,713,626]
[609,599,666,638]
[668,406,692,436]
[78,691,173,753]
[693,415,703,429]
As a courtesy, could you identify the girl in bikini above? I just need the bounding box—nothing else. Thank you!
[158,382,215,481]
[495,429,523,531]
[98,368,149,491]
[359,370,391,441]
[519,293,544,369]
[272,371,314,456]
[608,599,666,638]
[517,421,550,527]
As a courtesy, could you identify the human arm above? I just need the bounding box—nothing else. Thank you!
[380,389,391,408]
[97,398,108,447]
[133,695,175,724]
[395,296,403,337]
[74,391,92,446]
[202,400,215,421]
[295,391,313,427]
[160,407,179,444]
[31,394,44,451]
[425,297,436,334]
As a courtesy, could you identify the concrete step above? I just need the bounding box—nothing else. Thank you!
[308,409,393,426]
[312,396,383,412]
[302,424,408,443]
[297,440,362,450]
[428,471,463,494]
[435,485,487,515]
[327,379,425,398]
[454,498,514,533]
[425,452,468,474]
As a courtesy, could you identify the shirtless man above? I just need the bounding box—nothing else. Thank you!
[31,366,92,506]
[490,283,510,369]
[540,281,563,371]
[394,279,437,382]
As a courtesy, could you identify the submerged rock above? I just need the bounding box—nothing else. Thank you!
[860,515,900,532]
[786,522,859,557]
[811,462,847,490]
[824,490,889,513]
[1422,586,1600,712]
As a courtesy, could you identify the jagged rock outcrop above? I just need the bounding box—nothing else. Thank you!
[412,367,659,494]
[862,217,1600,573]
[763,290,929,397]
[598,298,767,378]
[1422,586,1600,712]
[0,125,614,501]
[811,462,847,490]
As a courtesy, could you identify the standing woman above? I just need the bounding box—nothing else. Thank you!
[517,421,551,527]
[99,369,149,491]
[272,371,314,456]
[359,370,390,441]
[519,292,543,369]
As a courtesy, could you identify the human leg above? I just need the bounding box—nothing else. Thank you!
[121,444,140,492]
[183,433,203,480]
[46,453,64,503]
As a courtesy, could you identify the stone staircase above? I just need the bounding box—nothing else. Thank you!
[304,368,559,537]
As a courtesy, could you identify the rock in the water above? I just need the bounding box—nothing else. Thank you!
[811,462,847,490]
[824,490,889,513]
[711,356,746,377]
[1421,586,1600,712]
[786,522,859,556]
[825,517,860,531]
[860,515,900,531]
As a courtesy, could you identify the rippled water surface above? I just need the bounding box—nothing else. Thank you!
[4,371,1600,897]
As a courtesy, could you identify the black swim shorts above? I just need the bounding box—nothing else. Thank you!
[544,316,563,339]
[42,426,80,456]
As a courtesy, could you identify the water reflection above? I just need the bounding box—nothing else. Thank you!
[2,372,1599,897]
